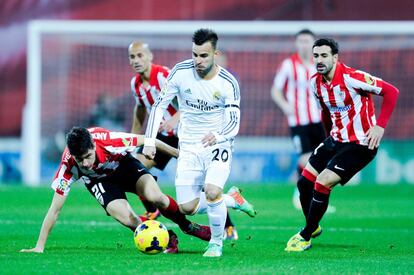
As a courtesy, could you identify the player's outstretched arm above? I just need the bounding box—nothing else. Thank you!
[154,138,179,158]
[20,192,67,253]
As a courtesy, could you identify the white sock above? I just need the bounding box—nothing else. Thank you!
[196,192,236,214]
[207,198,226,246]
[223,194,236,208]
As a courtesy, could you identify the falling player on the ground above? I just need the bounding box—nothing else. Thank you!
[285,38,399,252]
[128,41,239,240]
[143,28,256,257]
[20,127,211,254]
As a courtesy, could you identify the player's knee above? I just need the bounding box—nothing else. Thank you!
[316,172,339,188]
[204,184,222,202]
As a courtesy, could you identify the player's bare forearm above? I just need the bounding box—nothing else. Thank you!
[131,105,146,134]
[20,192,66,253]
[159,112,180,133]
[155,139,179,158]
[271,86,293,116]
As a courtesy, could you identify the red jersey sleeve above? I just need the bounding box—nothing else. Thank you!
[51,148,77,196]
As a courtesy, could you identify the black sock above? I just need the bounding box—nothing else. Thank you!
[225,210,234,227]
[300,188,330,241]
[297,175,315,218]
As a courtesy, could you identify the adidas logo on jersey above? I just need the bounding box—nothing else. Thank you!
[184,88,192,94]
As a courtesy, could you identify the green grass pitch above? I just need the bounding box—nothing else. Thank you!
[1,183,413,274]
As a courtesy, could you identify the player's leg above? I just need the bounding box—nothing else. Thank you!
[133,152,160,219]
[83,178,142,232]
[297,136,336,219]
[202,145,234,257]
[301,143,378,241]
[134,173,210,241]
[298,168,340,241]
[106,199,141,231]
[292,151,312,209]
[287,142,378,251]
[134,133,179,219]
[203,183,226,257]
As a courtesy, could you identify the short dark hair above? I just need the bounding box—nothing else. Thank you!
[295,28,315,38]
[66,127,94,157]
[313,38,339,55]
[192,28,218,49]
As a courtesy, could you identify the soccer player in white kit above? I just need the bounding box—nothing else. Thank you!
[143,28,256,257]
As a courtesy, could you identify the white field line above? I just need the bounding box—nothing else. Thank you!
[0,219,412,233]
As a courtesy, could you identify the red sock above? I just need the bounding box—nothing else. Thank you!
[159,195,190,231]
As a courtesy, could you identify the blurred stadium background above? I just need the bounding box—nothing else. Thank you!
[1,0,414,186]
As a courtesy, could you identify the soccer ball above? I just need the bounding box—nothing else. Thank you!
[133,220,169,254]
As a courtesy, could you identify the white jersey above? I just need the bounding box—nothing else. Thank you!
[145,59,241,145]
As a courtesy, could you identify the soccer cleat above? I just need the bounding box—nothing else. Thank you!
[227,186,257,217]
[311,225,323,239]
[164,230,179,254]
[183,222,211,241]
[203,243,222,257]
[143,209,161,220]
[284,233,312,252]
[223,226,239,240]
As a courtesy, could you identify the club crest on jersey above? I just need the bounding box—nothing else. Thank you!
[364,73,375,85]
[212,91,221,101]
[122,137,132,147]
[337,90,346,100]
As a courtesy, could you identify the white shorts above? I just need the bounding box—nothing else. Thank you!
[175,141,232,204]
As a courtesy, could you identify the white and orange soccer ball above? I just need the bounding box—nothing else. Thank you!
[133,220,169,254]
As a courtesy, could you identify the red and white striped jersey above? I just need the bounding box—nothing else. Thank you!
[131,63,178,136]
[310,62,383,145]
[51,127,144,196]
[273,53,321,127]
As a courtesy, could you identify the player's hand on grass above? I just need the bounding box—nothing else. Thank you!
[20,246,44,253]
[202,132,217,147]
[366,125,384,150]
[143,145,156,159]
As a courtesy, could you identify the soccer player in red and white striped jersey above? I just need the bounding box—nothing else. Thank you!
[285,38,399,252]
[20,127,211,253]
[271,29,327,210]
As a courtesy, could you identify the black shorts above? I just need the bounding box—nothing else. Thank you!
[308,136,377,185]
[290,122,326,155]
[137,133,179,170]
[83,154,151,212]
